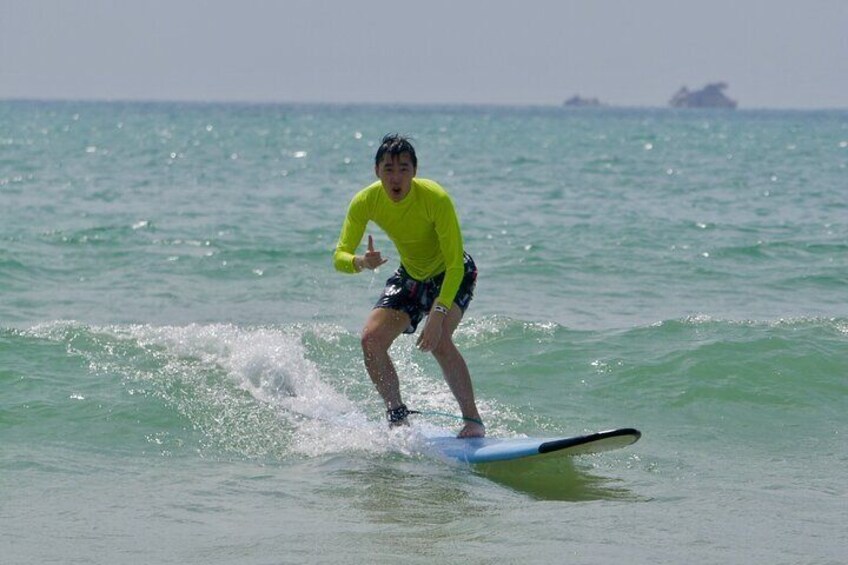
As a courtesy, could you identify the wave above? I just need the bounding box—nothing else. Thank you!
[456,315,848,453]
[3,315,845,463]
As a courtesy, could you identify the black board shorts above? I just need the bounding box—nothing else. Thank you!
[375,252,477,334]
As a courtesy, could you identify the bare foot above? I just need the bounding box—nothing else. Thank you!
[457,421,485,438]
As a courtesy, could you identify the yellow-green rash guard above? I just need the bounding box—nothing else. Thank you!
[334,178,466,308]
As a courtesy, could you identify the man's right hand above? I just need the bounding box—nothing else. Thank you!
[356,235,388,271]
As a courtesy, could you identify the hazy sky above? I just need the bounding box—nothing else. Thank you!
[2,0,846,108]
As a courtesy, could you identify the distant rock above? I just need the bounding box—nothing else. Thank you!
[563,95,604,107]
[669,82,737,108]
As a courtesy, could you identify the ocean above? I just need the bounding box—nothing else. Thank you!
[1,100,846,564]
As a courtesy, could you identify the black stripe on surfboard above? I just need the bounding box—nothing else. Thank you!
[538,428,641,454]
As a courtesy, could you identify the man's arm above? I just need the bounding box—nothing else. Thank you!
[433,195,465,308]
[333,196,367,273]
[333,196,387,273]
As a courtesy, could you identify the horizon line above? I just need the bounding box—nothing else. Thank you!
[1,95,846,112]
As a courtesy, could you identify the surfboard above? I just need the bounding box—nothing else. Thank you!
[424,428,641,464]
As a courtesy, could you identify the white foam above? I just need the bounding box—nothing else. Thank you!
[25,321,511,459]
[116,323,389,455]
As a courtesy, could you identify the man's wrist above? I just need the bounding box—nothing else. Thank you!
[432,303,449,316]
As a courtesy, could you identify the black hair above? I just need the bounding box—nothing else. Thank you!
[375,134,417,168]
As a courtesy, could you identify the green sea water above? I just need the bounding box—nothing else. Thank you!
[1,101,847,564]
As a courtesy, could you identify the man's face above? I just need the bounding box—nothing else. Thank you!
[375,152,416,202]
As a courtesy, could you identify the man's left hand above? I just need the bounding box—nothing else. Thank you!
[416,309,445,352]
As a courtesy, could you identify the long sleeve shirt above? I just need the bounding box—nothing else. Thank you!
[333,178,465,308]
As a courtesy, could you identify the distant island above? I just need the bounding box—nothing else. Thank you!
[563,95,605,107]
[669,82,737,108]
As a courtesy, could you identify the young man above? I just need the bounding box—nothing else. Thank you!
[333,134,485,438]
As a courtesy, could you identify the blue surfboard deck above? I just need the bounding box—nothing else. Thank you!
[424,428,641,464]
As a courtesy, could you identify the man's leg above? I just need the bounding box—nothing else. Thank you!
[361,307,411,412]
[431,307,485,438]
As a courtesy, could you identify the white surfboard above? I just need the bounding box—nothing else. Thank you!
[424,428,641,464]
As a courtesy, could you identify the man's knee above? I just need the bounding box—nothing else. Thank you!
[361,323,395,356]
[361,309,408,355]
[431,336,458,360]
[361,326,382,355]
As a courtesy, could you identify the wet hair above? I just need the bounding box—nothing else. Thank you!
[375,134,417,168]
